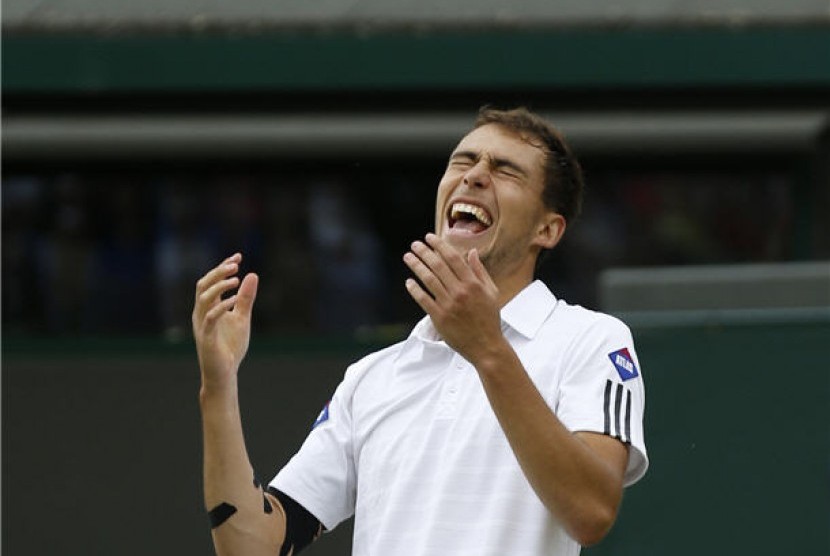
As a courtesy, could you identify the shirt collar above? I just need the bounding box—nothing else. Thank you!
[406,279,557,345]
[500,280,558,339]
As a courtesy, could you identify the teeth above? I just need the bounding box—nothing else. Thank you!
[450,202,492,226]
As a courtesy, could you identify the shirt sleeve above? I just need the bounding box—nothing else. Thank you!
[269,364,360,531]
[555,314,649,487]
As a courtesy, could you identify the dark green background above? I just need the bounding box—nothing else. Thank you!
[5,28,830,93]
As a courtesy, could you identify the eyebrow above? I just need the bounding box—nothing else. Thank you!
[450,150,529,177]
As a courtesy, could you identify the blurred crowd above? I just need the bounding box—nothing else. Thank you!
[2,166,805,338]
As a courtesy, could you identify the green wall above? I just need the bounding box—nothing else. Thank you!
[591,316,830,555]
[4,28,830,93]
[3,314,828,555]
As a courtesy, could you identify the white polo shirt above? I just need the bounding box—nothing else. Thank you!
[271,280,648,556]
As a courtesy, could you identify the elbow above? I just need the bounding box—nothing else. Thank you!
[573,525,611,548]
[569,504,618,547]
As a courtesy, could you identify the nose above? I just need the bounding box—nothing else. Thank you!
[463,159,491,189]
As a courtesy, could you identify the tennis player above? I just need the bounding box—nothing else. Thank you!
[193,107,648,556]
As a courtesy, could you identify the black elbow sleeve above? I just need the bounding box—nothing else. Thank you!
[268,487,324,556]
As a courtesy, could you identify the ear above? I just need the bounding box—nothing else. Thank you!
[533,211,566,250]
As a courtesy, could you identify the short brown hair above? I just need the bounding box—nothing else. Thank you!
[474,106,584,224]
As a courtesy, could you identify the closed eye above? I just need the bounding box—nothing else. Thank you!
[495,166,520,179]
[448,151,528,180]
[492,158,527,179]
[449,152,476,168]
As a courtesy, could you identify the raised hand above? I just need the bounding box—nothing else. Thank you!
[192,253,259,390]
[403,233,504,364]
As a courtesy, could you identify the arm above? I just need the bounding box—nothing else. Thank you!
[403,235,628,546]
[192,253,286,555]
[462,342,628,546]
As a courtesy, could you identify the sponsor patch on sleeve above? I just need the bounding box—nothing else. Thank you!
[608,348,639,381]
[312,401,331,430]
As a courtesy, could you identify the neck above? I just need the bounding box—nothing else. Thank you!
[492,267,535,308]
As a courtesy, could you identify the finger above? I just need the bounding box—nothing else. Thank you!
[197,276,240,316]
[403,251,449,301]
[409,240,460,295]
[233,273,259,318]
[198,253,242,287]
[424,233,475,281]
[467,248,494,286]
[405,278,439,316]
[203,295,238,331]
[195,258,240,299]
[217,252,242,269]
[192,253,243,327]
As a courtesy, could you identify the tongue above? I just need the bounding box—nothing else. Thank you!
[452,219,488,234]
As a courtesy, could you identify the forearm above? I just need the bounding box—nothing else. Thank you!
[473,340,624,546]
[200,380,285,555]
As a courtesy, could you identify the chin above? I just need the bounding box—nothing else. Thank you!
[442,232,483,251]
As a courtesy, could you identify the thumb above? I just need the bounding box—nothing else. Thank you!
[234,273,259,317]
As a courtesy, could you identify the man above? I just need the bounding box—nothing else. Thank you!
[193,107,648,556]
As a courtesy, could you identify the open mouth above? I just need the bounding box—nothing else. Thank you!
[448,202,493,234]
